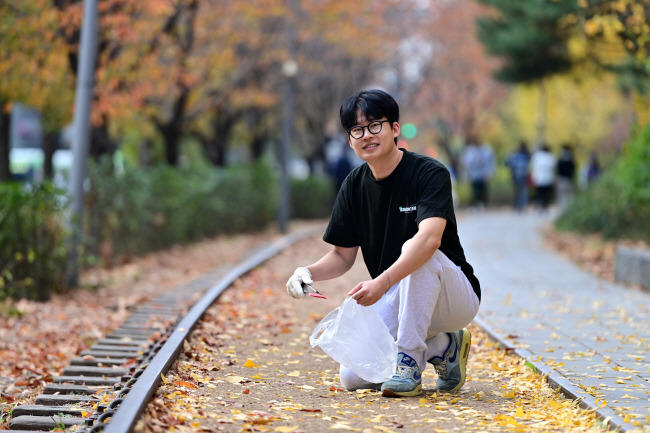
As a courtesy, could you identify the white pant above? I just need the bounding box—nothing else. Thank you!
[340,249,480,390]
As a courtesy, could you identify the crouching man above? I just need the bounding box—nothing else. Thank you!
[286,89,481,397]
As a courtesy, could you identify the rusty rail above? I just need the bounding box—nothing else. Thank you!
[7,226,321,433]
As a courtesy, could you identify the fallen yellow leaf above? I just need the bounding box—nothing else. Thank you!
[274,426,299,432]
[287,371,300,377]
[244,359,259,368]
[160,373,170,384]
[329,422,361,431]
[373,426,396,433]
[226,376,247,384]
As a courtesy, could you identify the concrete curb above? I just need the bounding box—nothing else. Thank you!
[615,246,650,291]
[473,315,628,432]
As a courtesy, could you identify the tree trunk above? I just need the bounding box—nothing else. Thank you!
[90,122,116,160]
[434,121,459,178]
[163,124,179,166]
[0,103,11,181]
[139,140,153,167]
[203,113,234,166]
[250,134,266,161]
[535,79,547,147]
[161,89,189,166]
[210,137,227,167]
[42,132,58,180]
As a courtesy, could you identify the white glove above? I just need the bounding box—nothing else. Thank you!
[286,267,313,299]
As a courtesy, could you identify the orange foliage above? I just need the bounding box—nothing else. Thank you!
[403,0,508,156]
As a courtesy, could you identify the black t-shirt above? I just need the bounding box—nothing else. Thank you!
[557,158,575,179]
[323,149,481,300]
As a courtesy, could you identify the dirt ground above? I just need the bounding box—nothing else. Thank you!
[136,234,611,433]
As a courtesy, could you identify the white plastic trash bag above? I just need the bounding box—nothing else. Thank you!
[310,297,397,383]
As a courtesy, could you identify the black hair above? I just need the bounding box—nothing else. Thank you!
[340,89,400,134]
[518,140,529,155]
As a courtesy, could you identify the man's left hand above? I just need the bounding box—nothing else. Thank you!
[348,277,388,306]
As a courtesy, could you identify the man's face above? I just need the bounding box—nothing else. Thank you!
[348,112,400,162]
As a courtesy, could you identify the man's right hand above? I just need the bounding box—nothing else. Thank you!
[286,267,313,299]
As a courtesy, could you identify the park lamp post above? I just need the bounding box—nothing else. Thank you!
[278,58,297,234]
[67,0,98,287]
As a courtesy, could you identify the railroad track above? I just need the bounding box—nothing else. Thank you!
[6,227,320,433]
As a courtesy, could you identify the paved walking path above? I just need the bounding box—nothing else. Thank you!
[460,210,649,432]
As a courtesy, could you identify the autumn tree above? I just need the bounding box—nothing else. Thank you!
[582,0,649,93]
[52,0,128,160]
[391,0,507,174]
[2,0,466,174]
[187,0,287,166]
[476,0,581,145]
[580,0,650,124]
[289,0,394,171]
[144,0,201,166]
[0,1,74,181]
[137,0,401,168]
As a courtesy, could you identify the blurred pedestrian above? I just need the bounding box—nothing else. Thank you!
[506,141,531,212]
[530,144,556,212]
[462,139,495,209]
[585,151,601,185]
[556,144,576,210]
[332,147,353,191]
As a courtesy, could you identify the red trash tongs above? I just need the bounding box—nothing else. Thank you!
[305,283,327,299]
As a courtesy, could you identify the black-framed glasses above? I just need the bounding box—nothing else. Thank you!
[348,120,391,139]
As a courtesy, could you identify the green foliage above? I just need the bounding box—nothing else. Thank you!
[0,300,23,318]
[615,56,650,97]
[84,158,278,260]
[290,176,336,220]
[476,0,580,83]
[556,124,650,241]
[0,182,68,301]
[0,158,280,300]
[582,0,650,98]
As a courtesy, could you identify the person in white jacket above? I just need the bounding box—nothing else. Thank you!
[530,144,556,211]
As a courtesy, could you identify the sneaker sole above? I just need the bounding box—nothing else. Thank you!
[447,328,471,392]
[381,383,423,398]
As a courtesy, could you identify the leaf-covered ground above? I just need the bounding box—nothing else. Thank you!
[136,236,613,433]
[0,226,284,429]
[542,225,649,287]
[0,218,632,432]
